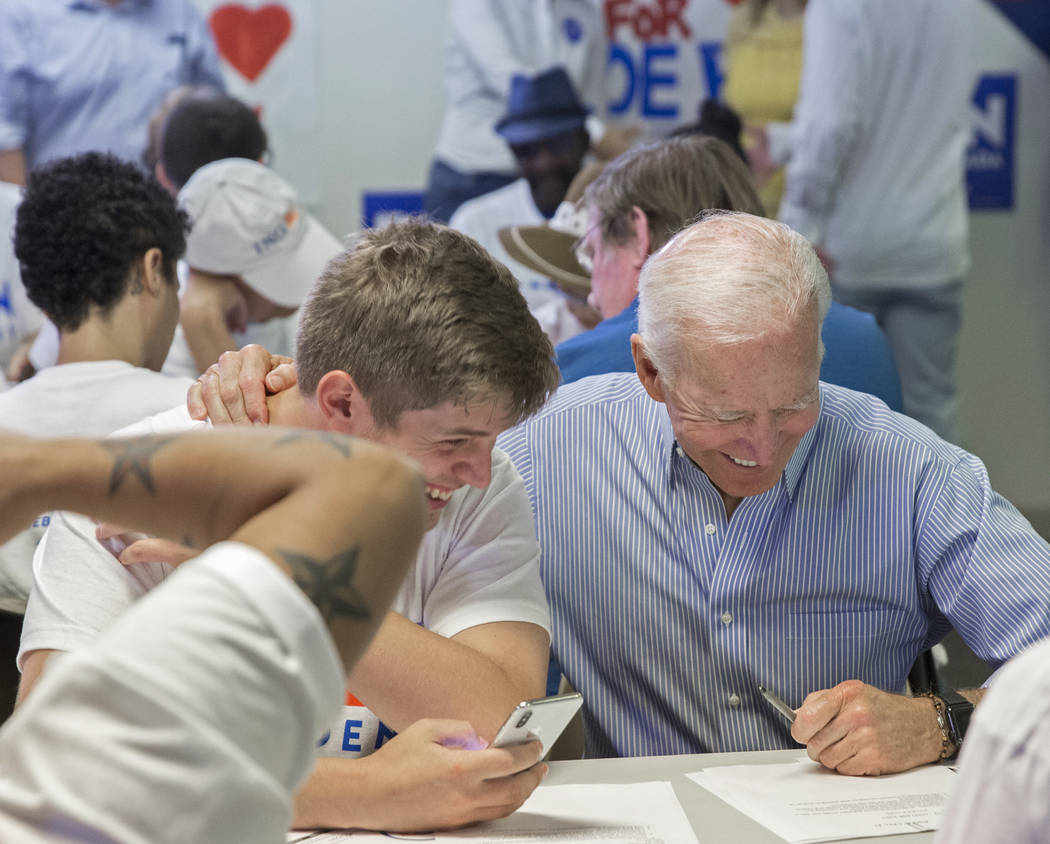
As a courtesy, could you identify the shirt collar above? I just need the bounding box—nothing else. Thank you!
[656,400,679,486]
[781,385,824,500]
[658,383,825,502]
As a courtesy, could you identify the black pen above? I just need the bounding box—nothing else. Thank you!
[758,685,797,724]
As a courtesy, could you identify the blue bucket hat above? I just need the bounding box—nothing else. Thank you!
[495,66,590,145]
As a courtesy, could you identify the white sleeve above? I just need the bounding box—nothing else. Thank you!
[936,639,1050,843]
[576,1,611,120]
[448,0,531,100]
[0,541,342,844]
[778,0,866,244]
[19,406,207,667]
[418,448,551,639]
[18,510,171,668]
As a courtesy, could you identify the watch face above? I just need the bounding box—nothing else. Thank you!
[945,699,974,745]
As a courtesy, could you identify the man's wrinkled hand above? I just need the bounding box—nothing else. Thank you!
[791,680,943,776]
[347,719,547,832]
[186,344,296,425]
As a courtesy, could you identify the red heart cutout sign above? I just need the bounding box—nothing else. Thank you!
[210,4,293,83]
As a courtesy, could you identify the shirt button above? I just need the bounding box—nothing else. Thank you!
[704,523,717,535]
[721,611,733,626]
[728,693,741,708]
[676,446,685,458]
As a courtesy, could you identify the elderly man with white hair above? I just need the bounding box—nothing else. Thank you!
[498,211,1050,774]
[187,212,1050,777]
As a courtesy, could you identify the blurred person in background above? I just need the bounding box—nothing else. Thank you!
[0,0,223,185]
[425,0,635,222]
[0,153,193,718]
[451,67,597,345]
[773,0,973,441]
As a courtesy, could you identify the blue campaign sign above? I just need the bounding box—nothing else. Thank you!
[990,0,1050,60]
[362,191,424,229]
[604,0,729,128]
[966,74,1017,210]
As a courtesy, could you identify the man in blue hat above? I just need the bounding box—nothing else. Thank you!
[451,66,594,346]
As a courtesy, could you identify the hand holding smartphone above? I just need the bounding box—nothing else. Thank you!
[491,692,583,757]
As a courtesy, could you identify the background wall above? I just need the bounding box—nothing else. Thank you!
[203,0,1049,534]
[959,2,1050,532]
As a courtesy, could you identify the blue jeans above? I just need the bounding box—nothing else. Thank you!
[423,159,516,223]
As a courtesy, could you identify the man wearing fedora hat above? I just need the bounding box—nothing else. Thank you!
[501,134,903,411]
[451,66,595,345]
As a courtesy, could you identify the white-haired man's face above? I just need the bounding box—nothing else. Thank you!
[652,312,822,506]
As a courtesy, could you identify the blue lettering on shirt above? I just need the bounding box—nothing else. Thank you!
[375,721,397,750]
[341,719,364,753]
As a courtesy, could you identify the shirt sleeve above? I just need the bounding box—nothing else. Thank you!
[915,452,1050,671]
[420,448,551,638]
[184,3,226,90]
[448,0,532,101]
[935,639,1050,843]
[0,541,342,844]
[0,8,32,151]
[778,0,866,244]
[18,510,171,669]
[576,2,611,120]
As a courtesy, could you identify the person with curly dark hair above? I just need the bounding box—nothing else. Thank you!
[0,152,196,716]
[14,152,187,338]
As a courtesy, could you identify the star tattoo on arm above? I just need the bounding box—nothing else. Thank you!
[101,436,177,496]
[279,546,372,625]
[274,431,353,458]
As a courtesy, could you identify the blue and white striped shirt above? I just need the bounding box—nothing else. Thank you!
[498,373,1050,758]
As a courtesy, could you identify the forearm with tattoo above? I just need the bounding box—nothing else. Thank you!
[279,547,373,625]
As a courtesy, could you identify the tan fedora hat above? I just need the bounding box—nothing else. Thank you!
[498,161,604,298]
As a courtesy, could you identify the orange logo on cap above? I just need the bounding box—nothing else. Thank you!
[284,209,299,227]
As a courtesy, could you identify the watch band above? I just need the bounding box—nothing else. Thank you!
[940,691,974,755]
[926,694,953,760]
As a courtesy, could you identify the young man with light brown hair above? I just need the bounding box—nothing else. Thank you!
[20,218,559,833]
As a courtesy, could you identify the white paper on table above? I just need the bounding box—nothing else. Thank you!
[302,781,697,843]
[687,754,958,843]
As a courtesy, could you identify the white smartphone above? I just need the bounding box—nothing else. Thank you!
[491,692,583,757]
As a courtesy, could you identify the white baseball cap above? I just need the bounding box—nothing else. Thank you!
[178,158,342,307]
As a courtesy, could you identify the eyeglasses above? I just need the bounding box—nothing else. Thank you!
[572,223,599,274]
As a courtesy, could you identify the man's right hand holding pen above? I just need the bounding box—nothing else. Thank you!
[765,680,981,777]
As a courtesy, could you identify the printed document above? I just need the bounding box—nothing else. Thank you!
[296,781,698,843]
[688,754,957,843]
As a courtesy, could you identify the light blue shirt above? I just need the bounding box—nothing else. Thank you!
[0,0,224,169]
[498,373,1050,758]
